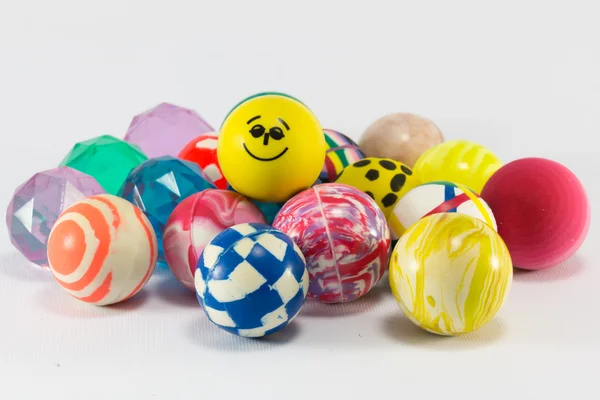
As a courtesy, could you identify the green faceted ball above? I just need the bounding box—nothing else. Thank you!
[59,135,148,194]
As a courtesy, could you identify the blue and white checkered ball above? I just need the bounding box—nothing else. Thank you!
[195,222,309,337]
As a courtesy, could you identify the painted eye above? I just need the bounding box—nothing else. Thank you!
[269,126,285,140]
[250,125,265,138]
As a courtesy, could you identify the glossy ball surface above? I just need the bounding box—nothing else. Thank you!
[179,133,228,189]
[6,167,105,268]
[390,181,496,238]
[118,156,215,264]
[389,213,512,335]
[227,187,285,225]
[47,194,157,305]
[124,102,214,158]
[481,157,590,270]
[273,184,390,303]
[59,135,148,195]
[413,140,502,194]
[360,113,444,167]
[335,157,419,219]
[163,190,266,290]
[218,92,326,202]
[320,129,365,182]
[232,179,323,225]
[195,223,308,337]
[250,199,284,225]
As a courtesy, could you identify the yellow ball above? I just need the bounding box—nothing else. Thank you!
[335,157,419,219]
[413,140,502,194]
[218,93,326,203]
[389,213,512,335]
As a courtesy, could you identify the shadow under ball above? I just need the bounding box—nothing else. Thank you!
[360,113,444,167]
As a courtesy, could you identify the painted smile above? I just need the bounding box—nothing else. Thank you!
[243,143,289,162]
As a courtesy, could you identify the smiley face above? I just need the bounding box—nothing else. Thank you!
[243,115,290,161]
[218,93,326,203]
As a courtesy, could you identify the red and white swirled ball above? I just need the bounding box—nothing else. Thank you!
[179,133,228,189]
[273,183,391,303]
[163,189,266,290]
[47,194,158,305]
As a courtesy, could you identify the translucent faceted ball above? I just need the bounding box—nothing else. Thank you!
[118,156,216,264]
[59,134,148,195]
[6,167,105,268]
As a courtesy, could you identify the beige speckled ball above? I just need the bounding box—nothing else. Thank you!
[359,113,444,167]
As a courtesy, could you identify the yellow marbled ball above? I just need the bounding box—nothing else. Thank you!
[334,157,420,219]
[389,213,512,336]
[413,140,502,194]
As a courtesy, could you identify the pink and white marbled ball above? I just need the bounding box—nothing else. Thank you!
[163,189,266,289]
[273,183,391,303]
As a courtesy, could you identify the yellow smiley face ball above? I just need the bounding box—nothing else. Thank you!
[218,93,326,203]
[389,213,513,336]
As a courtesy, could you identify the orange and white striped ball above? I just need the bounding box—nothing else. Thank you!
[47,194,158,306]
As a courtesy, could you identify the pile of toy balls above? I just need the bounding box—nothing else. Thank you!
[6,93,591,338]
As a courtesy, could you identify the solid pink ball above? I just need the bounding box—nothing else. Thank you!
[163,189,266,290]
[480,157,590,270]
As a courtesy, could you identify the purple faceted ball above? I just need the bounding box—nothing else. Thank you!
[6,167,106,268]
[124,102,214,158]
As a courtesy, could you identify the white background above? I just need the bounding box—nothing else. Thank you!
[1,1,599,399]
